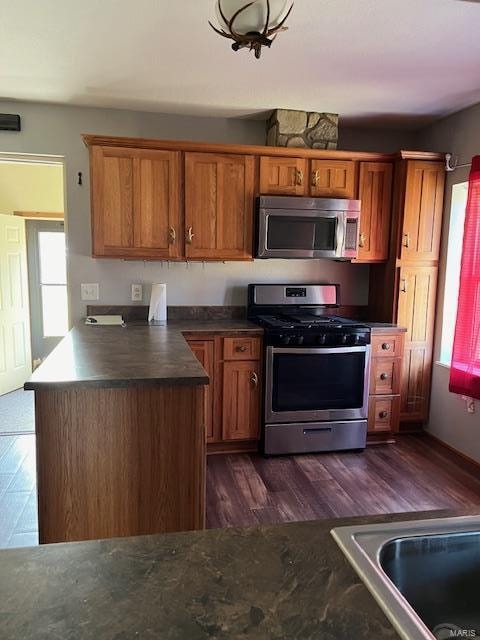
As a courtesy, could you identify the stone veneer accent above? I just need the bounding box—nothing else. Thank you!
[266,109,338,149]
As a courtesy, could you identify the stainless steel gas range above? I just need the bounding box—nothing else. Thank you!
[248,284,371,456]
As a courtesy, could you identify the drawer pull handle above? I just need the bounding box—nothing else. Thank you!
[295,168,304,186]
[359,232,366,248]
[402,232,410,248]
[379,411,389,419]
[381,343,391,350]
[380,373,389,380]
[400,278,407,293]
[236,345,247,352]
[311,169,320,187]
[250,372,259,388]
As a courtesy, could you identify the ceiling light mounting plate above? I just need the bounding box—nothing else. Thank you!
[209,0,294,59]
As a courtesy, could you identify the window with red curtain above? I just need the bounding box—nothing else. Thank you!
[449,155,480,399]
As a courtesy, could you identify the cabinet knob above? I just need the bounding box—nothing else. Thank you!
[379,410,389,419]
[236,345,247,352]
[402,232,410,248]
[186,227,195,244]
[169,227,176,245]
[381,343,391,351]
[380,372,389,380]
[311,169,320,187]
[250,372,259,388]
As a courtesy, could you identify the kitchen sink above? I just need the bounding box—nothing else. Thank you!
[331,516,480,640]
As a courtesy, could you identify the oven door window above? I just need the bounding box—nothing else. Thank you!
[272,351,365,411]
[267,215,337,251]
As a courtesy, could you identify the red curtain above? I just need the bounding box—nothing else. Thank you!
[449,155,480,399]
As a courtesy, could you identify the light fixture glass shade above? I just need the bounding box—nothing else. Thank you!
[215,0,290,34]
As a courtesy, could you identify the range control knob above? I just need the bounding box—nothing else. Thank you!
[295,336,304,346]
[340,334,348,345]
[280,335,291,345]
[317,334,327,345]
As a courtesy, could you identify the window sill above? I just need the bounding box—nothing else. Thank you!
[435,361,451,370]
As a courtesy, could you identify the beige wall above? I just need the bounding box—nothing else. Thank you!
[0,162,64,215]
[417,101,480,463]
[0,100,412,323]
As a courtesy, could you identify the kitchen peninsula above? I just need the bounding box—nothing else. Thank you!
[25,315,262,544]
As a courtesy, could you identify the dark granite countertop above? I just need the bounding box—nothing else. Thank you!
[0,509,466,640]
[363,322,408,333]
[25,319,263,391]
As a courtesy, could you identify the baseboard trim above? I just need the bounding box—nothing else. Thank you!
[422,431,480,475]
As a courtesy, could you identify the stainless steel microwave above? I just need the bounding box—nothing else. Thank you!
[256,196,361,260]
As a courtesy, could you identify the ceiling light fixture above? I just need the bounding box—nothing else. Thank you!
[209,0,294,60]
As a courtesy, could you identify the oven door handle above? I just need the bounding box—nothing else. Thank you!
[268,346,368,356]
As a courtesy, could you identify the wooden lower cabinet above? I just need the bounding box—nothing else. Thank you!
[186,340,215,442]
[187,334,262,452]
[367,331,405,442]
[222,360,260,441]
[396,265,438,424]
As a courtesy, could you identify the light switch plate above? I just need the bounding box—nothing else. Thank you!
[81,283,99,301]
[131,284,143,302]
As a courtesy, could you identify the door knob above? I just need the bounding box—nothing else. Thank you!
[380,372,389,380]
[186,227,195,244]
[250,372,259,388]
[169,227,176,245]
[379,410,389,419]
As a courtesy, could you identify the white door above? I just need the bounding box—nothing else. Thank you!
[0,214,32,395]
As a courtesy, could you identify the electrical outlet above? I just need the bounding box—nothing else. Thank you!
[81,283,99,301]
[131,284,143,302]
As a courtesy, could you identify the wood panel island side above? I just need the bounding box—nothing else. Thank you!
[24,323,210,544]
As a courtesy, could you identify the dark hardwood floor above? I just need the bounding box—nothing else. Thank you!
[1,433,480,548]
[206,435,480,528]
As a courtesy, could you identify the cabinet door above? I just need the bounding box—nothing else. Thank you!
[396,266,438,422]
[91,146,135,256]
[187,340,215,442]
[357,162,393,262]
[91,146,181,258]
[400,161,445,262]
[185,153,254,260]
[259,156,308,196]
[310,160,356,198]
[222,360,260,441]
[134,149,181,259]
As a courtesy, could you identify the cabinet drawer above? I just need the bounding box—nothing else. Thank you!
[370,357,402,395]
[368,396,400,433]
[371,334,404,358]
[223,337,261,360]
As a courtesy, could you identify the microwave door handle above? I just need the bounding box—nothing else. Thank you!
[335,217,345,258]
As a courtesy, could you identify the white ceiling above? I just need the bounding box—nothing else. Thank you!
[1,0,480,128]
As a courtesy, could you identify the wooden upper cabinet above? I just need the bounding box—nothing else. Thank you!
[310,160,357,198]
[357,162,393,262]
[185,152,255,260]
[396,265,438,423]
[400,161,445,262]
[222,360,261,441]
[91,146,181,258]
[259,156,308,196]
